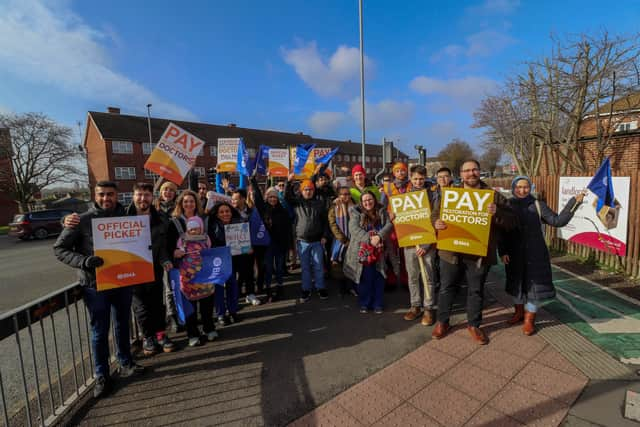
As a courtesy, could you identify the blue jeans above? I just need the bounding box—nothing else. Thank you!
[297,240,325,291]
[83,286,133,377]
[265,245,286,288]
[215,276,239,317]
[358,265,385,310]
[513,296,539,313]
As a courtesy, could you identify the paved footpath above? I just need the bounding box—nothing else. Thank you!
[67,267,640,427]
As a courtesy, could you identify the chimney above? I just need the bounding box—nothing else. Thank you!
[107,106,120,114]
[228,123,236,127]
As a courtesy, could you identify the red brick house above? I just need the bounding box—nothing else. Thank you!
[0,128,19,224]
[83,107,408,204]
[539,93,640,174]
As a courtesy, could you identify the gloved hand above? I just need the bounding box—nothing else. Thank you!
[84,256,104,269]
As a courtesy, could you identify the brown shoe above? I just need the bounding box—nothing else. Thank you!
[507,304,525,325]
[403,306,422,321]
[421,310,435,326]
[467,326,489,345]
[432,322,450,339]
[523,311,536,336]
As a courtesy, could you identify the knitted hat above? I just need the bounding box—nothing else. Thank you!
[186,216,204,231]
[351,164,366,177]
[511,175,532,194]
[392,162,408,172]
[301,179,315,190]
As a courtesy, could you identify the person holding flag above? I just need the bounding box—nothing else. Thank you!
[499,176,584,335]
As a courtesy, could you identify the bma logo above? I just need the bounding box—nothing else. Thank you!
[213,257,222,267]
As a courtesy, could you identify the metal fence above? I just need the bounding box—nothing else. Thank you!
[0,283,139,426]
[487,170,640,278]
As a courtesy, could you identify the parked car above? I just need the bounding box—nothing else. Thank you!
[8,209,73,240]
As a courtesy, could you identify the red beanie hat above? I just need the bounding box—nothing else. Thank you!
[351,164,366,177]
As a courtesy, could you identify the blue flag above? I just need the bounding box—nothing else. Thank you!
[192,247,233,285]
[251,145,269,175]
[249,208,271,246]
[294,144,315,174]
[237,138,250,176]
[169,269,194,325]
[587,157,615,212]
[315,147,339,165]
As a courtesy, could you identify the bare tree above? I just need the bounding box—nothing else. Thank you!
[474,31,640,175]
[480,145,503,176]
[0,113,84,212]
[437,139,475,174]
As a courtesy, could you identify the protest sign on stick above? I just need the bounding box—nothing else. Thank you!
[144,123,205,185]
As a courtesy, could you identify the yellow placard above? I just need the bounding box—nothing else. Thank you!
[389,190,436,247]
[268,148,290,177]
[436,187,494,256]
[92,215,155,291]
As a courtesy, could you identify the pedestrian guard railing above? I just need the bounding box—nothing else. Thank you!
[0,282,140,427]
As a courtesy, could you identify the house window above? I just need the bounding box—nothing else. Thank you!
[193,167,205,178]
[117,192,133,205]
[366,156,371,163]
[115,167,136,180]
[210,146,218,156]
[142,142,156,154]
[144,169,159,180]
[248,148,256,157]
[112,141,133,154]
[616,121,638,132]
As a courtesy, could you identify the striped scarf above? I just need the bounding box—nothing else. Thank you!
[331,200,353,262]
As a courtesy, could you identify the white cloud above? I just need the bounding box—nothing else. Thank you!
[282,41,373,98]
[308,111,346,134]
[348,98,415,130]
[409,76,498,109]
[431,30,515,61]
[0,0,196,120]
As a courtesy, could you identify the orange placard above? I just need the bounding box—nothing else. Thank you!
[268,148,290,177]
[217,138,240,172]
[436,188,494,256]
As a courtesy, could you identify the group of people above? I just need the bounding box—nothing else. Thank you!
[53,158,584,399]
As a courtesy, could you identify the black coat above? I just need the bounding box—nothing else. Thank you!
[54,202,126,288]
[250,177,291,251]
[499,195,578,301]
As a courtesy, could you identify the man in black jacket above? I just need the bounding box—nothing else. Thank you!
[54,181,144,399]
[125,183,175,356]
[285,173,328,302]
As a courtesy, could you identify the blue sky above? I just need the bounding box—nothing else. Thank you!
[1,0,639,157]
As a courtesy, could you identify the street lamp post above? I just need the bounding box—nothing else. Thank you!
[358,0,366,168]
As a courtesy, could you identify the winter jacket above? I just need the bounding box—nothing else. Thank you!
[350,183,381,204]
[343,206,393,283]
[431,181,518,266]
[124,204,171,283]
[499,195,579,301]
[285,181,328,243]
[53,202,126,288]
[250,178,291,251]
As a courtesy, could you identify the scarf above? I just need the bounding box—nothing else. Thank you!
[331,199,353,262]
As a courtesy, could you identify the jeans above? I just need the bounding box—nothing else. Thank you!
[297,240,325,291]
[264,245,286,288]
[358,265,385,310]
[253,246,267,292]
[233,254,255,295]
[215,276,239,318]
[437,257,490,328]
[83,286,133,377]
[513,296,539,313]
[186,294,215,338]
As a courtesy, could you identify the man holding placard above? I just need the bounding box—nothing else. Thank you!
[54,181,145,399]
[431,160,517,344]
